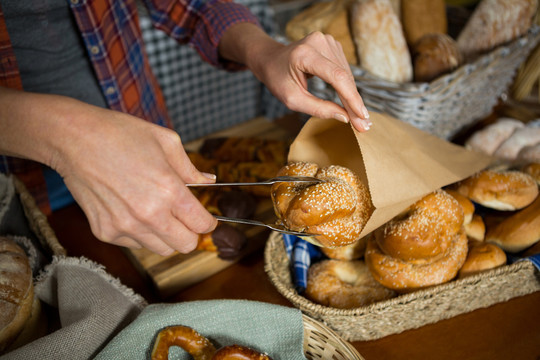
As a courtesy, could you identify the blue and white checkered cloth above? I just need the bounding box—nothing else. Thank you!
[282,234,324,294]
[508,253,540,270]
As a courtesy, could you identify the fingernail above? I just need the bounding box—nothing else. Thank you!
[333,113,349,123]
[354,118,370,131]
[363,108,370,119]
[202,172,216,181]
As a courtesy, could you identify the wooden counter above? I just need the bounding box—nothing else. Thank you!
[47,117,540,360]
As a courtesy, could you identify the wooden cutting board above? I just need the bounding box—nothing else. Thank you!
[124,116,298,298]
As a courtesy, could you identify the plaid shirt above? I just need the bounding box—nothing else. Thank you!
[0,0,259,214]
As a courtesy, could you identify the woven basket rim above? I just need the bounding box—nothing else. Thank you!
[302,314,365,360]
[348,25,540,94]
[265,231,538,317]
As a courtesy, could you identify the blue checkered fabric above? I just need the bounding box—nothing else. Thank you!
[139,0,291,143]
[508,253,540,270]
[282,234,324,294]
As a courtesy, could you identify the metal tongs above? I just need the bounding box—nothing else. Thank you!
[186,176,324,246]
[185,175,322,187]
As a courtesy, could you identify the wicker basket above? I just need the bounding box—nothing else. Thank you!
[302,314,364,360]
[310,26,540,140]
[265,232,540,342]
[12,176,66,257]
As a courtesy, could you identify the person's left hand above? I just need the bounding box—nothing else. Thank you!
[241,29,371,132]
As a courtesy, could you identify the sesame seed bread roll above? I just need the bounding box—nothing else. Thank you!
[456,170,538,211]
[271,162,373,248]
[365,190,468,292]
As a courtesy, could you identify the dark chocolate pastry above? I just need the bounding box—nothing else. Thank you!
[217,191,257,219]
[212,224,247,260]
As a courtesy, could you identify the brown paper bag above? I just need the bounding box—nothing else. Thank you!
[288,112,493,237]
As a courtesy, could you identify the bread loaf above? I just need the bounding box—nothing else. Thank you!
[457,0,538,59]
[0,237,34,353]
[412,33,462,82]
[402,0,448,46]
[285,0,358,64]
[351,0,413,83]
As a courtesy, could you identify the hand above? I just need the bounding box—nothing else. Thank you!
[50,101,218,255]
[218,24,371,132]
[254,31,371,132]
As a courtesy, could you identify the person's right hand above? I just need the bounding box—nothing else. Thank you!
[57,102,218,255]
[0,88,217,256]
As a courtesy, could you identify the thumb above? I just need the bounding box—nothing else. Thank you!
[174,149,217,185]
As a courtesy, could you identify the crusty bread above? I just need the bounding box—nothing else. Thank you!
[351,0,413,83]
[412,33,462,82]
[402,0,448,46]
[457,0,538,60]
[285,0,358,64]
[0,237,34,353]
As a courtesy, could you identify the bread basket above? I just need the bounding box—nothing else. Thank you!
[310,26,540,140]
[265,232,540,342]
[302,314,364,360]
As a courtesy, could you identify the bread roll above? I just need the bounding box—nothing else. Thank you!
[456,170,538,211]
[465,118,525,156]
[322,235,368,260]
[457,0,538,59]
[458,240,506,278]
[0,237,34,353]
[465,214,486,242]
[305,259,395,308]
[351,0,413,83]
[272,162,373,248]
[493,126,540,161]
[412,33,462,83]
[486,194,540,252]
[285,0,358,64]
[402,0,448,46]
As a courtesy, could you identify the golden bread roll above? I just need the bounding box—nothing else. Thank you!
[412,33,462,82]
[457,0,538,60]
[305,259,395,309]
[365,190,468,292]
[271,162,373,248]
[486,195,540,252]
[445,189,475,225]
[458,240,507,278]
[465,214,486,242]
[464,118,525,156]
[376,190,464,261]
[321,235,368,260]
[456,170,538,211]
[285,0,358,64]
[351,0,413,82]
[401,0,448,46]
[366,229,468,292]
[0,237,34,354]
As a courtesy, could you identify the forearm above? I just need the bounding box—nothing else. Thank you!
[0,86,75,167]
[218,23,283,77]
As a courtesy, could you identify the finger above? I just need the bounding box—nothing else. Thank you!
[171,187,218,234]
[109,236,143,250]
[122,233,176,256]
[156,218,201,254]
[294,45,371,131]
